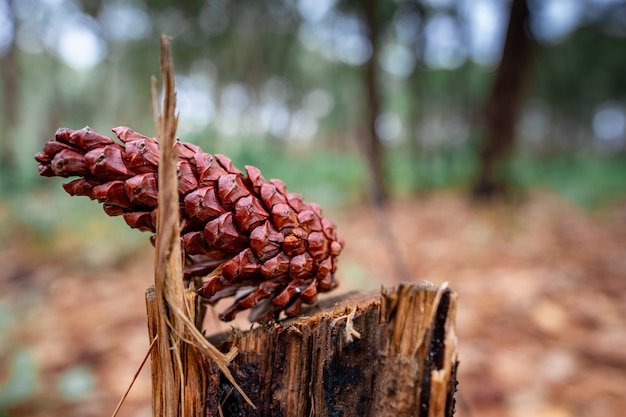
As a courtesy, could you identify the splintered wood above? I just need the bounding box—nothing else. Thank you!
[204,282,458,417]
[147,35,252,417]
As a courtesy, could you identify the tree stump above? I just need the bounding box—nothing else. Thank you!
[148,281,458,417]
[141,37,461,417]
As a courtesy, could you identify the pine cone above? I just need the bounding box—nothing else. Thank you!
[35,126,343,322]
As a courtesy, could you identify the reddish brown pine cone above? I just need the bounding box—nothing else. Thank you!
[35,126,344,322]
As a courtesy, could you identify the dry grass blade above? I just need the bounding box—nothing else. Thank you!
[152,33,184,417]
[110,336,157,417]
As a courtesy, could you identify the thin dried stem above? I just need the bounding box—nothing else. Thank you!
[110,336,157,417]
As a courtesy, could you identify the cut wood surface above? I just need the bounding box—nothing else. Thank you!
[202,281,458,417]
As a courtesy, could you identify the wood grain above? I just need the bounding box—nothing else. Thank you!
[203,282,458,417]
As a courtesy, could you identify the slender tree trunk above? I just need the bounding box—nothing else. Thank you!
[472,0,533,199]
[0,0,18,189]
[363,0,387,207]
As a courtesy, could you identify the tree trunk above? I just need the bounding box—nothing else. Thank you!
[473,0,533,199]
[0,0,18,189]
[362,0,387,207]
[148,282,458,416]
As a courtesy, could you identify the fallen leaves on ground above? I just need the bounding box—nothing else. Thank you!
[1,191,624,417]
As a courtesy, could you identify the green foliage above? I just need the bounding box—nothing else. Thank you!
[1,184,146,268]
[0,350,37,407]
[535,26,626,114]
[1,0,625,208]
[0,303,37,409]
[387,143,626,208]
[387,146,478,194]
[512,152,626,208]
[58,367,95,401]
[215,138,368,208]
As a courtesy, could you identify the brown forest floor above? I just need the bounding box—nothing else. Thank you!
[1,191,625,417]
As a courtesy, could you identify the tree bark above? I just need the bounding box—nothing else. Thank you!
[473,0,533,199]
[199,282,458,416]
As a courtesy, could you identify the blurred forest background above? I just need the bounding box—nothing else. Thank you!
[1,0,626,416]
[1,0,626,203]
